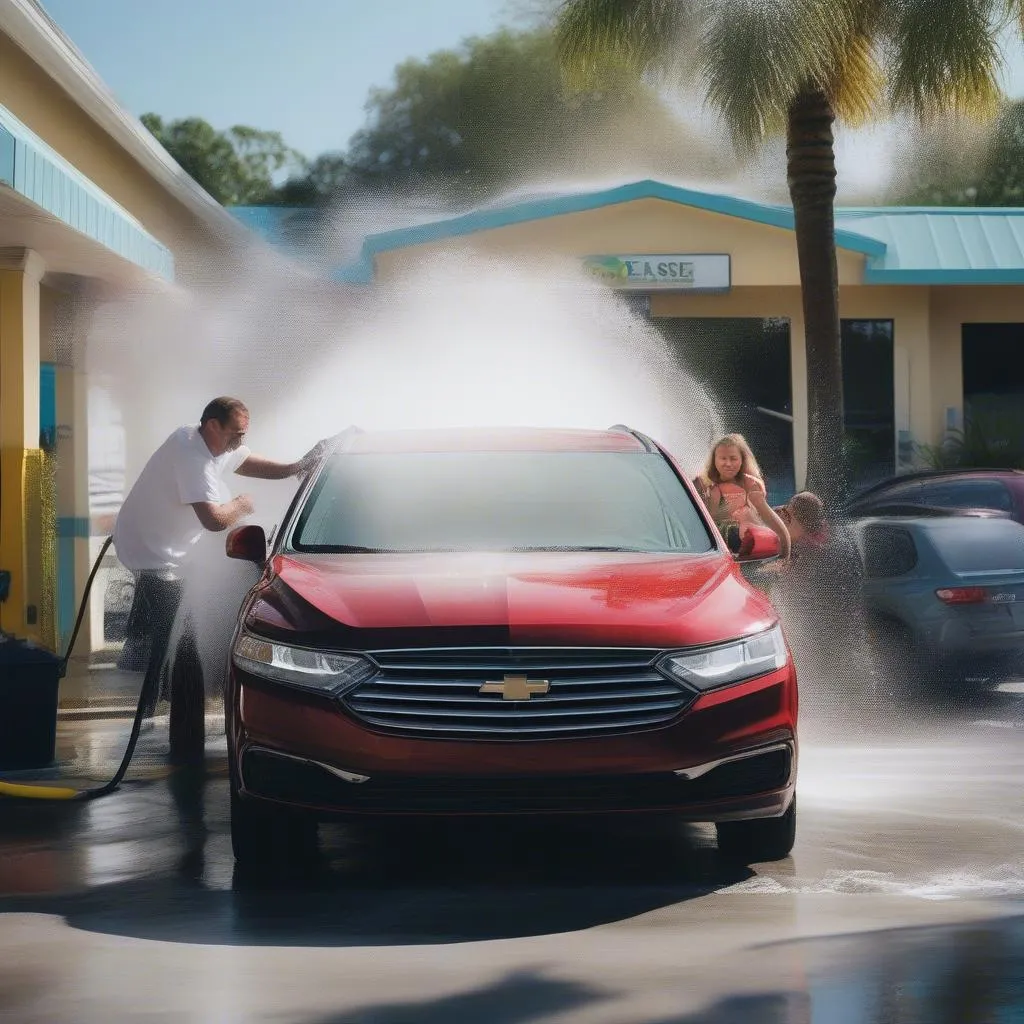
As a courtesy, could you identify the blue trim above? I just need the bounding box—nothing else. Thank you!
[238,184,1024,287]
[56,517,91,539]
[40,363,56,435]
[0,102,174,281]
[313,180,887,284]
[864,264,1024,284]
[0,124,13,187]
[838,206,1024,217]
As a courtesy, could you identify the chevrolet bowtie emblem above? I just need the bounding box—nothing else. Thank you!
[479,674,551,701]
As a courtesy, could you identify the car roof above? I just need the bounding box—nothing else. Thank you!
[856,514,1024,535]
[342,426,654,455]
[850,467,1024,501]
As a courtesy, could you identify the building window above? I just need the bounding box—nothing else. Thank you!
[842,320,895,487]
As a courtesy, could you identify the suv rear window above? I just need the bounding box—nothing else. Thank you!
[291,451,715,554]
[916,479,1014,513]
[928,520,1024,574]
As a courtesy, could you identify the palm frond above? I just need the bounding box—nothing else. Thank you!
[826,31,886,126]
[554,0,691,91]
[696,0,865,149]
[885,0,1005,120]
[999,0,1024,37]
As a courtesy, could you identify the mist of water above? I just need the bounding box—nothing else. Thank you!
[83,233,725,685]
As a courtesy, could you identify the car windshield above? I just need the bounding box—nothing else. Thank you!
[928,520,1024,574]
[290,451,715,554]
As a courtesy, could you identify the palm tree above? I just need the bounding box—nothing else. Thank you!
[556,0,1010,505]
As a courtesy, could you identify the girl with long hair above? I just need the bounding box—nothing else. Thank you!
[695,433,791,558]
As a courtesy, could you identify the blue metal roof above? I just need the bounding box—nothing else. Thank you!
[0,102,173,281]
[233,180,1024,286]
[835,208,1024,283]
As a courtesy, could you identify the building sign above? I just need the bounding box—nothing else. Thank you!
[583,253,730,292]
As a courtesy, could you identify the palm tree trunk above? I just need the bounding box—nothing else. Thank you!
[786,86,845,507]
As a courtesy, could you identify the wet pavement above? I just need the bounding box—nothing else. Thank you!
[3,694,1024,1022]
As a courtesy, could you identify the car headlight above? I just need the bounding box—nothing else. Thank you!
[232,633,376,695]
[657,624,788,692]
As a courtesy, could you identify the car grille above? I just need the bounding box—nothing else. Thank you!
[342,647,694,741]
[241,746,792,814]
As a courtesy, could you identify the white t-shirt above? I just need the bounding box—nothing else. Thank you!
[112,426,251,578]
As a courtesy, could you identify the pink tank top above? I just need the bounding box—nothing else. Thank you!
[706,474,766,526]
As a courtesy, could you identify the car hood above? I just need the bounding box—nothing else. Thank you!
[254,550,776,649]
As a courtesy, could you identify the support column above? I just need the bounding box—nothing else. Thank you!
[789,310,809,491]
[0,248,45,641]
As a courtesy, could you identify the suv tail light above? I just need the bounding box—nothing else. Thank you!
[935,587,987,604]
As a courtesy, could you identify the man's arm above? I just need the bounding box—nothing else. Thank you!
[235,455,300,480]
[191,495,254,532]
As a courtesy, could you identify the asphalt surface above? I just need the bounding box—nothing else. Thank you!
[3,691,1024,1023]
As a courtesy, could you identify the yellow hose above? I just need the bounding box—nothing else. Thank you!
[0,780,80,801]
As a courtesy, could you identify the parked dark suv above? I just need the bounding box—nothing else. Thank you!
[845,469,1024,523]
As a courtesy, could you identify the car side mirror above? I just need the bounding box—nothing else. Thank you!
[226,524,267,564]
[730,524,781,562]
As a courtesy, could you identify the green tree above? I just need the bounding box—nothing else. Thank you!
[140,113,306,206]
[263,152,350,206]
[343,27,731,206]
[556,0,1011,504]
[892,99,1024,206]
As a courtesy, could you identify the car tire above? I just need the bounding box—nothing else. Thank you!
[230,779,319,869]
[716,797,796,863]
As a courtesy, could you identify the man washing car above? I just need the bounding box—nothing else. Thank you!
[113,396,326,762]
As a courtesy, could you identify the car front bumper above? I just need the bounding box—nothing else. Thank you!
[229,665,798,822]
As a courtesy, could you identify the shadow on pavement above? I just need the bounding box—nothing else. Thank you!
[295,917,1024,1024]
[0,769,755,947]
[304,970,609,1024]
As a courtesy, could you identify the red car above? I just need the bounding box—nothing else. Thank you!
[223,426,797,867]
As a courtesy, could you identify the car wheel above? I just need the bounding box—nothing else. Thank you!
[230,778,319,869]
[716,797,796,863]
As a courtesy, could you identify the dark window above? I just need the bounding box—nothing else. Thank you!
[916,478,1014,513]
[862,525,918,578]
[291,451,715,554]
[851,479,922,513]
[842,320,895,486]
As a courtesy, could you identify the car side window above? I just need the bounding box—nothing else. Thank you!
[855,480,923,510]
[862,525,918,578]
[916,479,1013,512]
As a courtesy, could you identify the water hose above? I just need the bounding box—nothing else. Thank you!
[0,536,161,802]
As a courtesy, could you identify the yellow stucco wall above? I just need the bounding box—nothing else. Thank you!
[372,199,868,288]
[0,33,218,263]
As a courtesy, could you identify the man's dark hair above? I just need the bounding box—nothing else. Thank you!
[788,491,826,534]
[200,397,248,427]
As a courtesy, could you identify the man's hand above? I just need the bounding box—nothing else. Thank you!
[191,494,254,532]
[295,440,329,477]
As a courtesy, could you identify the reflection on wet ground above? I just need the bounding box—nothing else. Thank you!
[3,693,1024,1021]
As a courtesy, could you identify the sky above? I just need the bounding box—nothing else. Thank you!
[38,0,1024,197]
[41,0,520,160]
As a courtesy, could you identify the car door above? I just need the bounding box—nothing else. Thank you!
[859,523,922,626]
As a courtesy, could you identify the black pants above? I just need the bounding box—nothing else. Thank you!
[127,573,206,762]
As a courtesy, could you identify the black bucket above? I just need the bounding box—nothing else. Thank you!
[0,634,62,770]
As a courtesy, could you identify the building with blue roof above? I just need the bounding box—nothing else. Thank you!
[235,178,1024,499]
